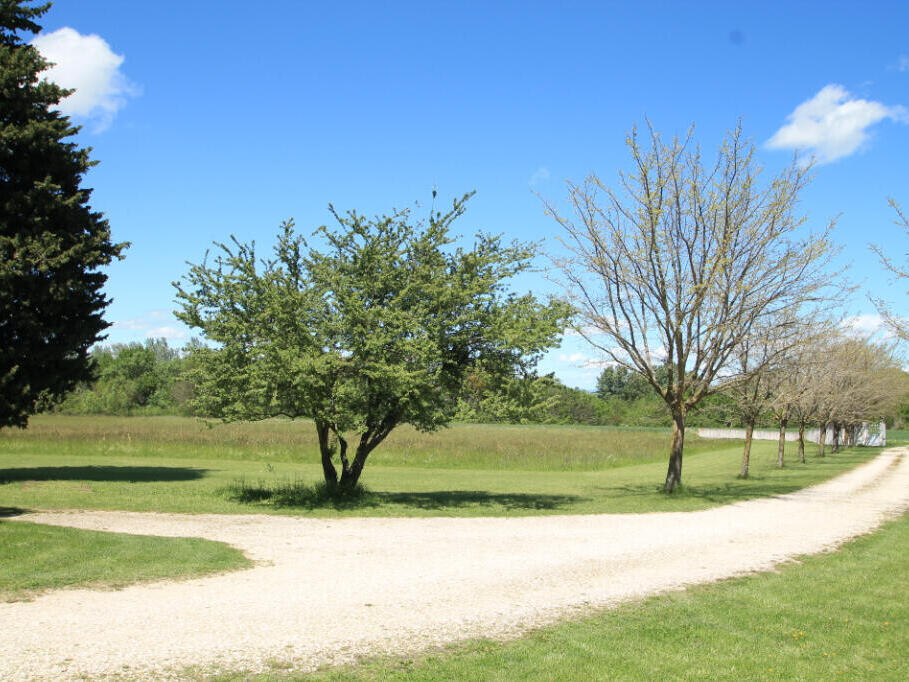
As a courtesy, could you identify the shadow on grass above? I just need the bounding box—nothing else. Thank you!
[0,466,208,484]
[223,478,584,511]
[591,480,805,504]
[0,507,27,518]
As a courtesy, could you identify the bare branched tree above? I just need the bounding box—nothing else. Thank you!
[769,331,829,466]
[812,334,907,455]
[545,122,838,491]
[870,199,909,343]
[724,316,801,478]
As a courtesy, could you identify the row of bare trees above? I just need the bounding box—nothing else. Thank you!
[547,122,842,491]
[726,330,907,478]
[546,121,906,491]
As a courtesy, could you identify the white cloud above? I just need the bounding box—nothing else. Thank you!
[110,311,188,344]
[32,27,139,132]
[767,84,908,164]
[529,167,551,186]
[841,313,887,337]
[562,324,606,338]
[557,352,611,368]
[899,55,909,72]
[147,326,188,340]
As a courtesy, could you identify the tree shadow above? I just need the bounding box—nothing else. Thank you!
[0,506,27,518]
[590,481,802,504]
[222,479,584,512]
[372,490,584,511]
[0,466,208,484]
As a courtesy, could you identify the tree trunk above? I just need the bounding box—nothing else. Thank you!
[315,421,339,489]
[337,420,397,491]
[832,422,841,454]
[740,420,755,478]
[339,446,370,489]
[664,411,685,492]
[776,418,788,468]
[818,422,827,457]
[797,421,806,464]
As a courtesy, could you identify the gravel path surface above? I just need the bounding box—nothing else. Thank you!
[3,446,908,681]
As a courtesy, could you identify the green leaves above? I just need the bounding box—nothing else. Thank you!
[175,193,569,485]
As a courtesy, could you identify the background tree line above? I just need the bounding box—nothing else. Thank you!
[49,337,907,431]
[49,338,200,416]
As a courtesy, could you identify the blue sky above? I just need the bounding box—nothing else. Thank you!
[30,0,909,389]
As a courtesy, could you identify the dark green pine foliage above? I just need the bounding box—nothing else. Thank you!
[0,1,126,427]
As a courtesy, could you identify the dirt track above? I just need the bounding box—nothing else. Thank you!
[2,446,908,681]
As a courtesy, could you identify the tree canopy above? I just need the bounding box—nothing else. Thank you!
[175,193,569,490]
[0,0,126,428]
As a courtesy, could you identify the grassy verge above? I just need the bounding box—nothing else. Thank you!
[210,511,909,681]
[0,515,251,601]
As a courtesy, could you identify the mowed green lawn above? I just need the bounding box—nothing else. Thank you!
[0,415,888,517]
[0,515,250,602]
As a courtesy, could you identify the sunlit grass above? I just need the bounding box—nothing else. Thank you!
[0,415,883,517]
[0,516,250,601]
[2,415,736,471]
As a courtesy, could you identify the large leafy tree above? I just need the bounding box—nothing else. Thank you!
[0,0,126,428]
[175,193,569,490]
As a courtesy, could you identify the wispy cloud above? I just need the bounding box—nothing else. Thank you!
[898,55,909,72]
[110,311,188,343]
[557,352,611,368]
[32,27,140,132]
[529,167,551,186]
[767,84,908,164]
[839,313,903,339]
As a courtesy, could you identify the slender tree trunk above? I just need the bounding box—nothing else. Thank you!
[315,421,339,488]
[797,421,806,464]
[776,418,788,468]
[740,420,755,478]
[818,422,827,457]
[833,422,841,454]
[664,410,685,492]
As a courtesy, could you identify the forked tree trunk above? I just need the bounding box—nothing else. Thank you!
[664,411,685,492]
[740,421,755,478]
[315,421,339,489]
[339,446,370,489]
[776,418,788,468]
[797,422,806,464]
[315,422,380,491]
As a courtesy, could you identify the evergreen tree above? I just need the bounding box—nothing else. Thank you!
[0,1,126,427]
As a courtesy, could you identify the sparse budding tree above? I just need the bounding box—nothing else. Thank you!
[871,199,908,343]
[545,122,837,492]
[770,338,825,466]
[175,193,569,491]
[723,318,799,478]
[813,335,906,455]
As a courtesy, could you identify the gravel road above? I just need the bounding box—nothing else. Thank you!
[2,446,908,681]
